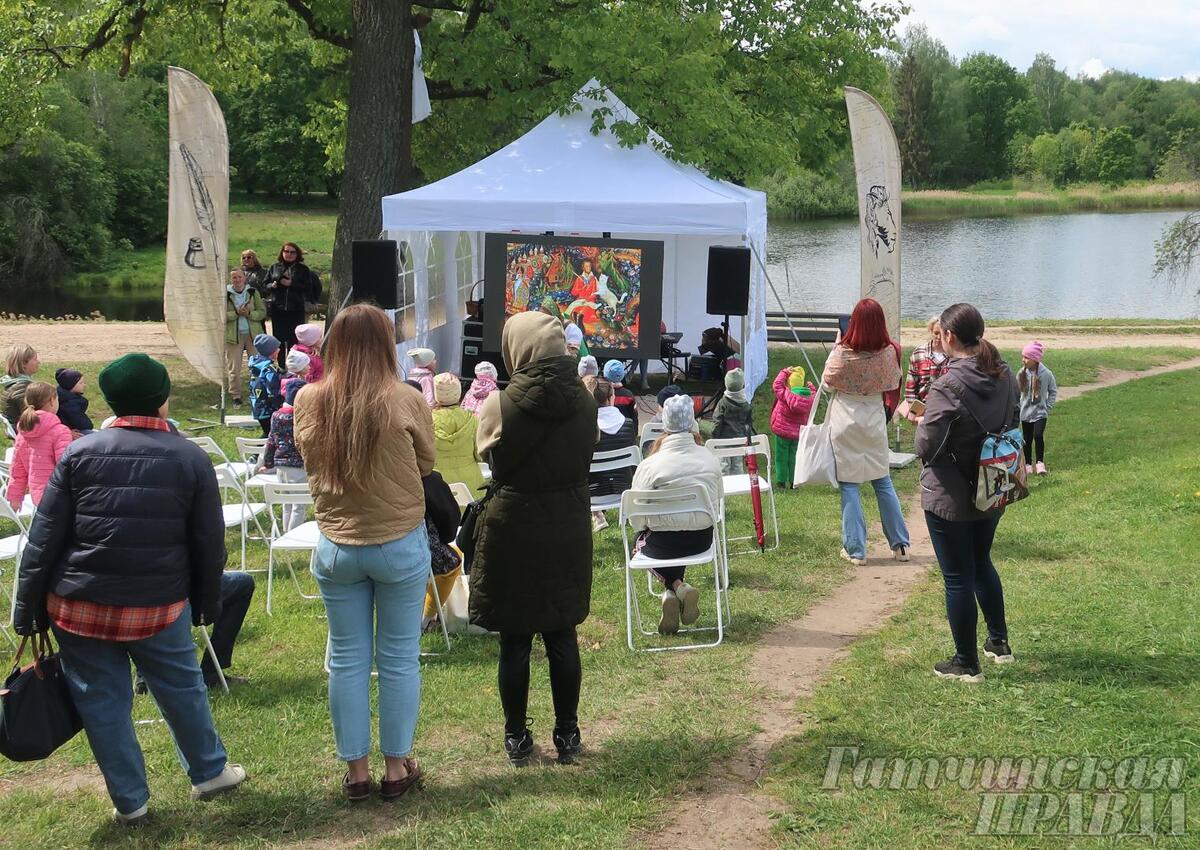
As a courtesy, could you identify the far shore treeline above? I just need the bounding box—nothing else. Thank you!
[2,3,1199,291]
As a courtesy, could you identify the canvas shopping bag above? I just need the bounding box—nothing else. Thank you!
[793,384,838,488]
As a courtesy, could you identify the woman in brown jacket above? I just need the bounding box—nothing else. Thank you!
[294,304,435,802]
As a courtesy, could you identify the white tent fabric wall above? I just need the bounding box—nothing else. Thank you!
[381,80,768,393]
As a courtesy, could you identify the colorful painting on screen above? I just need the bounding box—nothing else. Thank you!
[504,242,643,351]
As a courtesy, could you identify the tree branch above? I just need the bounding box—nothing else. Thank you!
[280,0,352,49]
[412,0,466,11]
[118,3,149,78]
[463,0,486,33]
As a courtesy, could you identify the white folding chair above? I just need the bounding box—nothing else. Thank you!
[188,436,253,480]
[618,485,727,652]
[0,463,33,520]
[0,498,30,626]
[196,627,229,693]
[589,445,641,513]
[478,462,492,482]
[639,421,666,450]
[213,466,270,572]
[705,434,780,554]
[235,436,278,491]
[448,482,474,509]
[262,482,320,615]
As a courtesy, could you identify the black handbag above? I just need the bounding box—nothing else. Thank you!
[0,633,84,762]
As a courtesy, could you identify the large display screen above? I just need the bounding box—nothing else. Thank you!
[483,234,664,360]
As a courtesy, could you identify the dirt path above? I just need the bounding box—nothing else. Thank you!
[639,356,1200,850]
[2,322,1199,364]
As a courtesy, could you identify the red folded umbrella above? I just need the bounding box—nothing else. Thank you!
[745,436,765,552]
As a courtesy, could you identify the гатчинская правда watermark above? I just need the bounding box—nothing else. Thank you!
[821,746,1186,837]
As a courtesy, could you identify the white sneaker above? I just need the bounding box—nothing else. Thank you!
[1035,462,1047,476]
[658,592,681,635]
[893,545,911,562]
[675,582,700,625]
[191,764,247,800]
[1025,464,1034,475]
[840,548,866,566]
[113,804,148,826]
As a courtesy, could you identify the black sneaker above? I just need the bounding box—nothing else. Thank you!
[983,638,1014,664]
[504,728,535,767]
[552,726,582,765]
[933,656,983,682]
[134,677,148,696]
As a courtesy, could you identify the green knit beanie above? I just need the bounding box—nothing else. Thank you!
[99,353,172,417]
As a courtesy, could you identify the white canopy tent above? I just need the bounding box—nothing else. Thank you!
[380,80,769,392]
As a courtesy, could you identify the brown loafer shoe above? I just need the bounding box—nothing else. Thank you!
[380,759,423,801]
[342,773,371,803]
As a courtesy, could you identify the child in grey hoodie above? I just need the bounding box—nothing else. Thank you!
[711,368,754,474]
[1018,341,1057,475]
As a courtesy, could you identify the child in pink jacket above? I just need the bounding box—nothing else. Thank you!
[6,381,72,510]
[461,361,498,416]
[293,323,325,382]
[769,366,816,489]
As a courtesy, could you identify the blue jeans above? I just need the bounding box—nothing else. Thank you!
[925,511,1007,665]
[313,525,430,761]
[839,476,909,559]
[52,605,228,815]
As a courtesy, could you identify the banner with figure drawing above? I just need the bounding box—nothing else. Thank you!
[165,67,228,389]
[845,86,901,340]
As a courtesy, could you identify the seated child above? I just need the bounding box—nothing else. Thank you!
[248,333,284,436]
[564,323,587,359]
[54,368,94,435]
[6,382,72,511]
[583,375,636,531]
[769,366,816,489]
[421,470,464,632]
[282,349,310,401]
[641,384,685,455]
[407,348,437,406]
[710,368,754,474]
[461,361,498,416]
[432,373,484,494]
[602,360,636,423]
[293,323,325,382]
[260,379,308,530]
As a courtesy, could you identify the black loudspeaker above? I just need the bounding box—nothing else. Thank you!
[705,246,751,316]
[351,240,399,309]
[460,337,509,383]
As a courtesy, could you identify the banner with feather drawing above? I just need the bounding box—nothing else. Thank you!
[165,67,228,388]
[845,86,901,341]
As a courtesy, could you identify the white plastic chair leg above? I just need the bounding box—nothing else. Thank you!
[420,566,452,658]
[197,628,229,693]
[266,550,275,615]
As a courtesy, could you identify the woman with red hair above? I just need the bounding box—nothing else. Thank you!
[821,298,909,565]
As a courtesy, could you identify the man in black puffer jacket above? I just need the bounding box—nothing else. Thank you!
[13,353,246,825]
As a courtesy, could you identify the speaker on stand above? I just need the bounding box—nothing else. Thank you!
[698,245,752,417]
[350,239,400,309]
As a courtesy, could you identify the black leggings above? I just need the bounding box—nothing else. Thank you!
[498,627,581,735]
[270,309,305,358]
[925,511,1008,666]
[1022,419,1047,464]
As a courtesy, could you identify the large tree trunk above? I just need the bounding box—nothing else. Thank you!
[329,0,414,316]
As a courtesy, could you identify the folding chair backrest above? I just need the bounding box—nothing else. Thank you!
[639,422,667,448]
[705,434,771,462]
[448,482,474,509]
[2,417,15,441]
[0,497,28,535]
[590,445,642,474]
[188,435,232,465]
[235,436,268,466]
[263,481,313,507]
[213,465,249,499]
[619,484,717,529]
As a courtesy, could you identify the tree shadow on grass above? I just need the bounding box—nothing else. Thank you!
[1015,648,1200,688]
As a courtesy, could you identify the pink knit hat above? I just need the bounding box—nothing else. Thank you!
[1022,340,1044,363]
[295,324,322,347]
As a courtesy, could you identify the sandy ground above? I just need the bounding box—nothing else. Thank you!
[2,321,1199,364]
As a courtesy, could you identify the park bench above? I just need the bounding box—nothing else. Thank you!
[766,311,848,344]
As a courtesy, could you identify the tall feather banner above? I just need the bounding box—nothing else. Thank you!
[166,67,228,388]
[845,86,902,340]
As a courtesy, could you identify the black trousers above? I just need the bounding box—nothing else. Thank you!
[498,627,581,735]
[924,511,1007,666]
[270,309,305,358]
[1022,418,1047,464]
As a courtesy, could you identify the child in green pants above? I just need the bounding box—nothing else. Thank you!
[769,366,815,488]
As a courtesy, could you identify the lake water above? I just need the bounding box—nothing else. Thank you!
[3,209,1197,321]
[767,210,1200,320]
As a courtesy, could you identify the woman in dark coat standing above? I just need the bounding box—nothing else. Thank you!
[263,242,320,356]
[471,311,597,766]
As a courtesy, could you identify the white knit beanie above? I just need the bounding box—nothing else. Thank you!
[408,348,436,367]
[475,361,498,380]
[577,355,599,378]
[564,324,584,347]
[662,394,697,434]
[284,349,311,375]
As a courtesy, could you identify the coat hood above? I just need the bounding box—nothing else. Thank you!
[502,312,585,421]
[1,373,32,389]
[942,355,1008,406]
[597,405,626,435]
[25,409,62,438]
[502,312,567,374]
[468,375,497,399]
[433,406,476,440]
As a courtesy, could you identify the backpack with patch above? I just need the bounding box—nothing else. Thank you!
[960,403,1028,512]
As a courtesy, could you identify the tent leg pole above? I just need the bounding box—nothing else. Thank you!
[749,242,820,382]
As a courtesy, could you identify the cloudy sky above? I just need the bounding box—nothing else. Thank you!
[898,1,1200,81]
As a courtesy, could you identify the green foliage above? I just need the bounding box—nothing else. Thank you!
[761,164,857,219]
[1092,125,1138,186]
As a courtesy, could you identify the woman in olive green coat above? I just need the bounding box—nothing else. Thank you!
[469,311,597,767]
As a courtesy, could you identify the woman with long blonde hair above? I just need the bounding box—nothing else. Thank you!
[294,304,436,802]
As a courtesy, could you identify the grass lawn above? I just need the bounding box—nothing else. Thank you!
[763,367,1200,847]
[0,347,1194,848]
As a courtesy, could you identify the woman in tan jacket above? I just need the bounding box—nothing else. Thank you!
[294,304,435,802]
